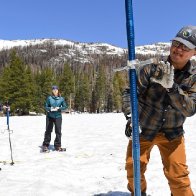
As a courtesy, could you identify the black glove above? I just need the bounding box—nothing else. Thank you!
[125,118,132,139]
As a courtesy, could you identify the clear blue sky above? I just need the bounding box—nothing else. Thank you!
[0,0,195,48]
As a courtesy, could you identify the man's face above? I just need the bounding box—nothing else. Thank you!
[170,40,196,69]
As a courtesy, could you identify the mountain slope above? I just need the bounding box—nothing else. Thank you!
[0,39,195,70]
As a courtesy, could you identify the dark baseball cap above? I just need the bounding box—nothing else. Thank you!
[172,26,196,49]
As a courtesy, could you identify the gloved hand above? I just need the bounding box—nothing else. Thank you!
[125,118,132,139]
[3,106,10,111]
[151,61,174,89]
[50,107,58,112]
[56,107,61,111]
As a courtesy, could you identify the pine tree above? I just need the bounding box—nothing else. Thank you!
[113,73,122,112]
[75,73,90,112]
[34,67,56,113]
[112,72,127,112]
[94,64,106,113]
[0,51,35,115]
[58,63,75,108]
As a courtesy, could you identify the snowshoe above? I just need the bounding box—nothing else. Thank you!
[54,147,66,152]
[42,145,50,153]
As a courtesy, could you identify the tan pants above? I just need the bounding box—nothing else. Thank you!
[126,133,194,196]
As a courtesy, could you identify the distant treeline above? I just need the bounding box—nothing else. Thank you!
[0,50,129,114]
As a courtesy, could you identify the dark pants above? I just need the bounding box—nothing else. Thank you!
[43,117,62,148]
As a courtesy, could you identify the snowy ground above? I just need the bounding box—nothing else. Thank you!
[0,113,195,196]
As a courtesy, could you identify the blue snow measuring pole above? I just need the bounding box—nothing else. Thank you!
[125,0,141,195]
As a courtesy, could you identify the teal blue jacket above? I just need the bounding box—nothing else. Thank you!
[45,95,68,118]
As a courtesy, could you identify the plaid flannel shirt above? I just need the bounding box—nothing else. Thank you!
[122,57,196,141]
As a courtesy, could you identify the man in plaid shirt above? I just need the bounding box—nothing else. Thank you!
[123,26,196,196]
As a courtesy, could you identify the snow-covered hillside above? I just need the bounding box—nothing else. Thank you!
[0,113,195,196]
[0,39,170,57]
[0,39,127,56]
[136,42,170,56]
[0,39,195,64]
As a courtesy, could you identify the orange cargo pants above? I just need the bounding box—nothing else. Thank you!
[125,133,194,196]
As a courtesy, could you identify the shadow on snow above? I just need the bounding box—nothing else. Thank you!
[94,191,130,196]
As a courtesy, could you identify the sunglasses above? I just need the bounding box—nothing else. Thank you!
[171,40,191,52]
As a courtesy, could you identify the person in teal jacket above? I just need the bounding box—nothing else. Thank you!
[42,85,68,152]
